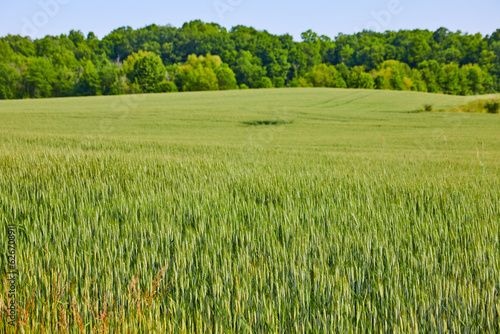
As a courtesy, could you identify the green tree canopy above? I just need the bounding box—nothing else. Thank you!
[175,54,237,91]
[124,51,166,93]
[304,63,346,88]
[1,23,500,99]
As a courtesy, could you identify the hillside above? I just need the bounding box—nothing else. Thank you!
[1,88,499,153]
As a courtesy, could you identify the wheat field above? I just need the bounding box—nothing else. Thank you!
[1,88,499,333]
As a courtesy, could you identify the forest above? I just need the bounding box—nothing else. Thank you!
[1,20,499,99]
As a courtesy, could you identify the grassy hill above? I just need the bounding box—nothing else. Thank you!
[1,88,499,153]
[0,88,499,332]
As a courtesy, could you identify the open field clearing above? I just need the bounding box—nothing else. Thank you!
[1,88,500,332]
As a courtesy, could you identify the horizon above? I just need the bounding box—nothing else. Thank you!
[1,0,499,41]
[2,21,499,42]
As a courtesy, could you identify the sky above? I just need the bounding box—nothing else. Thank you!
[1,0,499,41]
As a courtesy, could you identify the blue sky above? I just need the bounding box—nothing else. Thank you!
[1,0,499,40]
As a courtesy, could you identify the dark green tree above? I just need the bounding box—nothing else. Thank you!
[75,60,101,96]
[232,50,266,88]
[0,63,22,99]
[24,57,57,98]
[125,51,166,93]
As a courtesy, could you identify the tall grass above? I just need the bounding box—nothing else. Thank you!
[0,133,499,332]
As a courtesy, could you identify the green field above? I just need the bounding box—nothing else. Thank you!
[1,88,500,332]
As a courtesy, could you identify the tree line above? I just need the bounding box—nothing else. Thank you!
[1,20,499,99]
